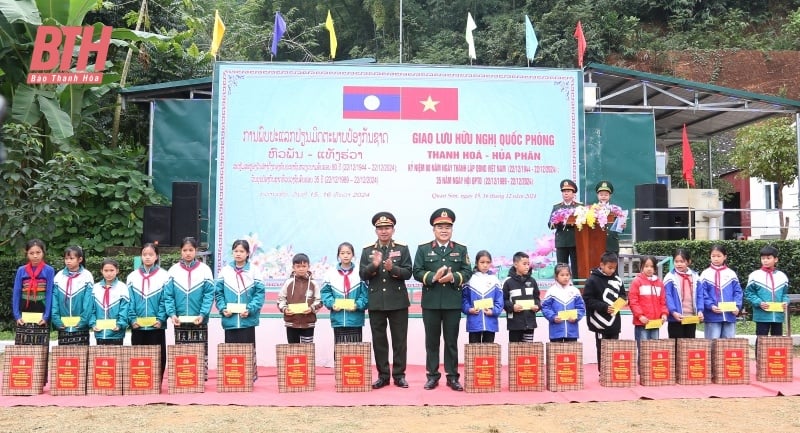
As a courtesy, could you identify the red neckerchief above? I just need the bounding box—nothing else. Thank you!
[234,266,246,290]
[138,267,153,297]
[180,260,200,290]
[65,269,80,299]
[676,270,694,311]
[24,262,45,308]
[103,284,112,311]
[710,264,727,298]
[762,267,776,301]
[338,267,353,297]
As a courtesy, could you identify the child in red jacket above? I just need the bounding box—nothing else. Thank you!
[629,256,668,361]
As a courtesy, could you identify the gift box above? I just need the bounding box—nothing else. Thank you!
[599,339,636,387]
[334,342,372,392]
[546,342,583,391]
[49,345,88,396]
[639,339,675,386]
[676,338,712,385]
[712,338,750,385]
[464,343,501,393]
[276,343,315,393]
[508,342,545,392]
[756,336,793,382]
[217,343,255,393]
[124,345,161,395]
[167,343,205,394]
[87,346,124,396]
[2,345,48,396]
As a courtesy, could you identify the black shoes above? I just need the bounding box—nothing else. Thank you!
[372,377,390,389]
[394,377,409,388]
[446,379,463,391]
[423,378,439,390]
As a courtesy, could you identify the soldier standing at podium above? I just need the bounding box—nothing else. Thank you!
[549,179,581,277]
[360,212,412,389]
[595,180,625,254]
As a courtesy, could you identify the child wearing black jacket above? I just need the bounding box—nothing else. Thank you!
[582,251,627,372]
[502,252,541,342]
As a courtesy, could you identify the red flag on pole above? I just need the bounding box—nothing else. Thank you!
[574,21,586,68]
[682,124,696,187]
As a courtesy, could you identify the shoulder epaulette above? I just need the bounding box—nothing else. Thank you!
[393,241,406,246]
[363,243,377,249]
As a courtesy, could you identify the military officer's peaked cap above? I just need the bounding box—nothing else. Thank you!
[560,179,578,192]
[430,208,455,226]
[595,181,614,194]
[372,211,396,227]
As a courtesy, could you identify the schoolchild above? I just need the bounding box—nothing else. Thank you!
[51,246,94,346]
[502,252,541,343]
[745,245,789,340]
[628,256,668,357]
[277,253,322,343]
[663,248,703,338]
[541,263,585,342]
[321,242,369,345]
[89,258,129,345]
[461,250,503,343]
[165,237,215,378]
[582,251,627,372]
[127,243,170,374]
[699,244,742,339]
[215,239,266,382]
[12,239,55,346]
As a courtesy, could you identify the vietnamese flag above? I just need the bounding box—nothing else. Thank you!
[400,87,459,120]
[682,124,696,187]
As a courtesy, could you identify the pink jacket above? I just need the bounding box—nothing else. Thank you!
[629,273,668,326]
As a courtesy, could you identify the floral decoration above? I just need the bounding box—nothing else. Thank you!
[549,204,627,231]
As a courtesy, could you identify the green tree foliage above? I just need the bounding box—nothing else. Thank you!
[730,117,798,239]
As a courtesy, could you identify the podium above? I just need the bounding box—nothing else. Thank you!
[571,215,613,280]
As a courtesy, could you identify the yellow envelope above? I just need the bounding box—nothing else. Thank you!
[136,316,157,327]
[95,319,117,330]
[515,300,537,310]
[611,298,627,314]
[21,312,43,323]
[473,298,493,310]
[288,303,309,314]
[557,309,578,320]
[645,318,663,329]
[226,303,247,314]
[334,299,356,310]
[61,316,80,327]
[681,315,700,325]
[178,315,197,323]
[718,302,737,312]
[765,302,785,312]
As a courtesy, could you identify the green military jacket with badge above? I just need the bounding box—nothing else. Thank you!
[412,241,472,310]
[359,240,412,311]
[549,201,582,248]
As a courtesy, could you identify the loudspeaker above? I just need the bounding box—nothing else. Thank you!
[665,209,693,241]
[634,184,668,241]
[171,182,201,244]
[142,205,172,246]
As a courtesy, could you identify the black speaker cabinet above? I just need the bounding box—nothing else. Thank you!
[665,208,693,241]
[171,182,201,244]
[634,184,668,241]
[142,205,172,246]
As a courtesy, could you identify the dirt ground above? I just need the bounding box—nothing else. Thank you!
[0,396,798,432]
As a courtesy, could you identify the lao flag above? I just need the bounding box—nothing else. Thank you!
[342,86,459,120]
[343,86,402,119]
[401,87,459,120]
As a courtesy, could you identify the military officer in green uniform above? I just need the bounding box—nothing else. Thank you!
[360,211,412,389]
[595,180,625,254]
[413,208,472,391]
[549,179,582,276]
